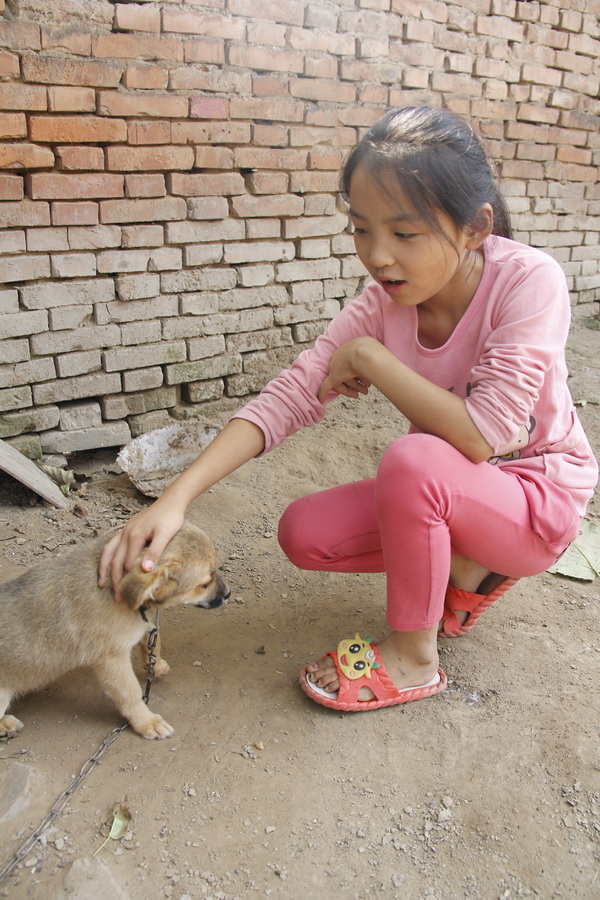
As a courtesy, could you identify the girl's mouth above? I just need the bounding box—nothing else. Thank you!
[380,279,406,295]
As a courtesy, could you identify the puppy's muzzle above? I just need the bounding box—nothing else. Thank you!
[196,574,231,610]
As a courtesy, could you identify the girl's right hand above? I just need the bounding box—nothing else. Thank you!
[98,503,185,600]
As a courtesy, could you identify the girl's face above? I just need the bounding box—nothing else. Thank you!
[348,165,490,312]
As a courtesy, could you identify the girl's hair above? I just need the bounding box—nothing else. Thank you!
[341,106,513,241]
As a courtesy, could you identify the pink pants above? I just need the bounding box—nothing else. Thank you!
[278,434,578,631]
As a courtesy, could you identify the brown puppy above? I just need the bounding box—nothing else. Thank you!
[0,521,230,740]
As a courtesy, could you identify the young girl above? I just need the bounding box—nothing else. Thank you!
[100,106,598,713]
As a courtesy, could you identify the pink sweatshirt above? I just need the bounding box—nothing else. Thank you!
[233,236,598,519]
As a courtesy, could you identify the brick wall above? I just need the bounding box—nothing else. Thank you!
[1,0,599,456]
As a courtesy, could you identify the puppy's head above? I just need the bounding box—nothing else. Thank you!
[119,522,230,612]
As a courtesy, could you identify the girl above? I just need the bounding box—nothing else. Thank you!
[100,106,598,713]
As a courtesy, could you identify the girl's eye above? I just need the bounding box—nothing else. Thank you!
[353,227,367,235]
[395,232,416,239]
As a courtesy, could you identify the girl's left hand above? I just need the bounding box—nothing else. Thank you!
[318,338,377,404]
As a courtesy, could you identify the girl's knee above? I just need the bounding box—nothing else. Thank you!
[378,433,449,482]
[278,497,312,566]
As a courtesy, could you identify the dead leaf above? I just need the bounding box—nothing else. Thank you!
[548,520,600,581]
[93,798,132,856]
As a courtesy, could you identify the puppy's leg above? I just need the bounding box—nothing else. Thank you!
[92,655,174,740]
[137,632,170,678]
[0,688,23,738]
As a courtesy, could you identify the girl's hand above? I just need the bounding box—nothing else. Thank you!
[98,504,185,600]
[318,337,378,404]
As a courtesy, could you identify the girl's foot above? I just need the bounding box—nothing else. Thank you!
[306,628,439,702]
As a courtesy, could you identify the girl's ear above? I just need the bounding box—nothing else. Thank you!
[466,203,494,249]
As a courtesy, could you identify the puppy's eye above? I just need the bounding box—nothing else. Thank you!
[197,578,214,590]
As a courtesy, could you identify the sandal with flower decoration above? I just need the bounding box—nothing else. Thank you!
[299,633,447,712]
[439,574,518,638]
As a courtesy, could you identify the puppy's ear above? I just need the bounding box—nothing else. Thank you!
[119,562,181,610]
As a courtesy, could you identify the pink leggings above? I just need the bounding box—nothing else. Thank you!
[278,434,577,631]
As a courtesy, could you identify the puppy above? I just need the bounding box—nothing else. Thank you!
[0,521,230,740]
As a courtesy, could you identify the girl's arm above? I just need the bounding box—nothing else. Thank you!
[318,336,494,463]
[99,418,265,596]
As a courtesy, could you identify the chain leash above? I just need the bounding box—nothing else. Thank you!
[0,610,161,885]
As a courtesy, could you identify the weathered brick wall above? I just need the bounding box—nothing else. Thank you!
[1,0,599,456]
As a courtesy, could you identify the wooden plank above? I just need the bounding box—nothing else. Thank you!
[0,439,68,509]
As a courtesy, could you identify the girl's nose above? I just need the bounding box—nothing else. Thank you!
[368,238,395,270]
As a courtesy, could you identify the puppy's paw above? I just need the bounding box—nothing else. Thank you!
[137,712,175,740]
[0,715,24,738]
[153,658,170,678]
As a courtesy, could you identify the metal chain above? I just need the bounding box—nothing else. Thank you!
[0,610,161,885]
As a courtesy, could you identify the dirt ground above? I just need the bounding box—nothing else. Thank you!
[0,303,599,900]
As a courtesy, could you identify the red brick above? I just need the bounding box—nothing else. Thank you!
[172,121,251,144]
[123,65,168,91]
[56,146,105,171]
[545,162,597,183]
[246,172,289,194]
[127,120,171,145]
[228,45,304,74]
[476,15,524,40]
[337,107,381,127]
[162,9,246,40]
[501,160,545,179]
[47,86,96,113]
[0,113,26,139]
[516,103,560,125]
[291,125,353,148]
[30,115,127,143]
[235,147,307,170]
[93,33,183,60]
[0,200,50,227]
[22,56,122,87]
[358,83,386,107]
[189,97,229,119]
[232,194,304,218]
[557,146,593,165]
[100,197,186,224]
[0,84,46,112]
[228,0,304,25]
[289,27,355,55]
[41,26,92,56]
[169,66,250,93]
[229,97,304,122]
[304,56,338,79]
[125,174,166,198]
[0,143,54,169]
[305,4,338,29]
[0,50,19,78]
[0,19,41,53]
[309,146,345,170]
[114,3,161,33]
[183,38,225,65]
[289,171,340,192]
[290,78,356,103]
[194,147,234,168]
[52,202,99,226]
[0,175,23,201]
[247,21,287,46]
[252,74,289,97]
[29,173,124,200]
[168,172,245,196]
[253,124,288,147]
[98,92,188,118]
[106,146,194,172]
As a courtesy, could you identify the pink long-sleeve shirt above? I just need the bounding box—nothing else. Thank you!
[233,236,597,519]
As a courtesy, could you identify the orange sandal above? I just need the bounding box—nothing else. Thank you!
[440,574,518,637]
[300,633,447,712]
